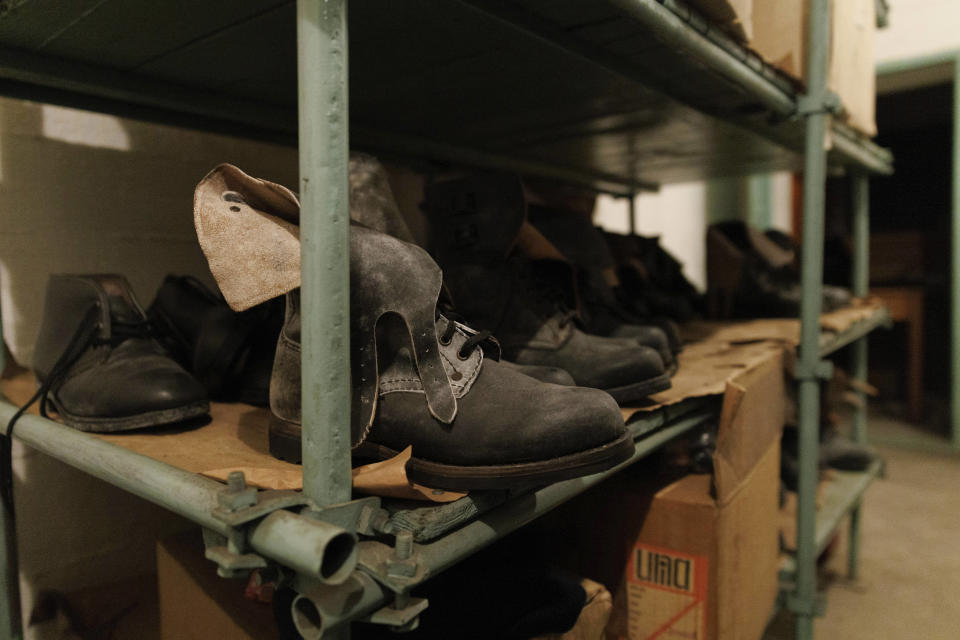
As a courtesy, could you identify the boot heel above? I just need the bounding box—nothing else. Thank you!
[268,415,303,464]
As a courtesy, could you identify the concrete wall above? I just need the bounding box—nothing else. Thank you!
[0,96,297,634]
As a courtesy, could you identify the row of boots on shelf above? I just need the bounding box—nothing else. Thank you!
[13,153,863,494]
[14,155,705,492]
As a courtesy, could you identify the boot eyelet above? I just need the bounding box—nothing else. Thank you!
[438,335,452,347]
[456,349,470,361]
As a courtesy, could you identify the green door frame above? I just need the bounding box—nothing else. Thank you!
[877,50,960,450]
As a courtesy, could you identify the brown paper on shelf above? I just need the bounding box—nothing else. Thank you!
[620,299,885,422]
[351,446,466,502]
[680,298,884,346]
[622,339,783,422]
[1,372,462,501]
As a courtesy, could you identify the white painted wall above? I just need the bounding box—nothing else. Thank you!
[594,171,793,292]
[0,96,297,634]
[877,0,960,63]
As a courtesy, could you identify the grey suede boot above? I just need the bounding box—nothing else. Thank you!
[349,154,576,389]
[423,173,671,404]
[195,164,634,490]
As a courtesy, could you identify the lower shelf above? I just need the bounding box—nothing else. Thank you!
[778,459,883,583]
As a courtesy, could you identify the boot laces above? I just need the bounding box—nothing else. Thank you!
[435,308,491,359]
[4,308,156,437]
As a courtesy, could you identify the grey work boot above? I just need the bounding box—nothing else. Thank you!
[443,257,670,404]
[527,205,677,370]
[501,361,576,386]
[26,274,209,432]
[423,173,671,404]
[194,164,634,490]
[349,155,577,392]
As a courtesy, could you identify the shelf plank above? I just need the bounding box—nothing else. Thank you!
[778,459,883,582]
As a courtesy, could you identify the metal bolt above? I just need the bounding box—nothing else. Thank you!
[394,531,413,560]
[227,471,246,493]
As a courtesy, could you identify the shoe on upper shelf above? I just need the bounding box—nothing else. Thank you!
[193,162,634,490]
[27,274,209,432]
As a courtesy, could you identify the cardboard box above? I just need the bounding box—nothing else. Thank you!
[535,349,784,640]
[751,0,877,136]
[688,0,754,42]
[157,531,277,640]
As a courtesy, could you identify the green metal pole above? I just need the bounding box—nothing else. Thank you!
[297,0,354,507]
[847,170,870,581]
[0,314,23,639]
[952,60,960,450]
[792,1,831,638]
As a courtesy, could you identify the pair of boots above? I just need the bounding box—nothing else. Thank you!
[22,271,284,433]
[193,161,635,490]
[422,174,674,404]
[706,221,851,319]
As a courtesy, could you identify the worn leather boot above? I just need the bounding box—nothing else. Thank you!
[147,275,282,406]
[350,154,578,388]
[600,230,699,345]
[707,221,851,319]
[30,275,209,431]
[194,164,634,489]
[423,174,671,404]
[527,205,677,370]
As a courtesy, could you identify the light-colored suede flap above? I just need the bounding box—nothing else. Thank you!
[193,163,302,311]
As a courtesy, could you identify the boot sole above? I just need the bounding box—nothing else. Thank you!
[604,372,672,405]
[48,397,210,433]
[270,415,635,490]
[353,432,635,491]
[269,414,305,464]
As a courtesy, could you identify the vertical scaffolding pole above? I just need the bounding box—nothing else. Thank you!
[0,307,23,639]
[952,60,960,450]
[792,1,830,638]
[297,0,353,508]
[847,170,870,580]
[628,192,637,235]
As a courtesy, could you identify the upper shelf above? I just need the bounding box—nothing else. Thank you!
[0,0,892,194]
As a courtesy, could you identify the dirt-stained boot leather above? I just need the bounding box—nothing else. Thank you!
[443,258,669,404]
[527,205,677,369]
[31,274,209,432]
[194,164,634,490]
[349,155,578,390]
[424,174,670,404]
[501,361,575,386]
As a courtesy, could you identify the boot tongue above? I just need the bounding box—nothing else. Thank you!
[98,277,146,324]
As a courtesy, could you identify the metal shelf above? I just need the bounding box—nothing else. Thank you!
[819,307,892,357]
[0,0,891,197]
[778,460,883,584]
[0,0,891,637]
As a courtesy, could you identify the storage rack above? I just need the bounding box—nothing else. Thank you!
[0,1,892,638]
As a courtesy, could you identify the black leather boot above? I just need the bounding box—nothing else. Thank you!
[194,164,634,490]
[707,221,851,319]
[423,174,671,404]
[147,275,283,406]
[527,205,678,370]
[29,275,209,432]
